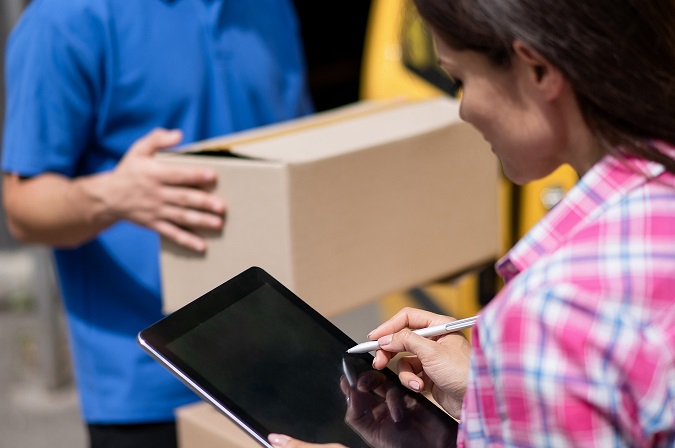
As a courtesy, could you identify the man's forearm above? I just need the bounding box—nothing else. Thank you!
[2,172,118,248]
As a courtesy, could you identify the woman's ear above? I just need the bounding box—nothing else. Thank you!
[512,39,565,101]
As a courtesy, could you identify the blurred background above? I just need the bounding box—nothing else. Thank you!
[0,241,78,448]
[0,1,575,447]
[0,1,86,446]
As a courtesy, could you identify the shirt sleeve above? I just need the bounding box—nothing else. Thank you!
[2,4,103,177]
[473,282,675,446]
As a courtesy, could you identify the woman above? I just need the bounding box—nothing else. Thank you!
[269,0,675,446]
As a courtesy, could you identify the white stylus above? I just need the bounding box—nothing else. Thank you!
[346,315,479,354]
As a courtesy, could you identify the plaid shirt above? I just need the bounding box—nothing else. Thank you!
[458,142,675,447]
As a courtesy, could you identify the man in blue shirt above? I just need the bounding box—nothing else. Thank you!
[1,0,313,446]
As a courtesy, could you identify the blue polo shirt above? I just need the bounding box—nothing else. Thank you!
[2,0,313,423]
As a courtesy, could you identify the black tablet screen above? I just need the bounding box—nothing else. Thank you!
[143,268,458,447]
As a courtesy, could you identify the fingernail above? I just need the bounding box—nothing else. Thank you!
[378,335,392,346]
[367,331,374,339]
[409,380,421,391]
[269,434,291,446]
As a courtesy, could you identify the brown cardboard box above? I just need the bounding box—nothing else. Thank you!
[176,402,259,448]
[159,97,499,316]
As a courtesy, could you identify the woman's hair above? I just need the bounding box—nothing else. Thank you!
[413,0,675,174]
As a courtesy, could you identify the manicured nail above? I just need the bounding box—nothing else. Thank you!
[378,335,392,346]
[269,433,291,446]
[409,380,421,391]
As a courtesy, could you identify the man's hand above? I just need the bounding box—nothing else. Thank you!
[103,128,225,251]
[3,128,225,251]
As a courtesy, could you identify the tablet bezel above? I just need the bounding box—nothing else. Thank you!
[138,266,457,447]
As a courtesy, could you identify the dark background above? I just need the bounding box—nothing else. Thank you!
[292,1,373,112]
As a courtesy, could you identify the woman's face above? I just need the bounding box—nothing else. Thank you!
[433,34,569,185]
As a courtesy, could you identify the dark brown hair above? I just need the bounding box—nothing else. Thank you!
[413,0,675,174]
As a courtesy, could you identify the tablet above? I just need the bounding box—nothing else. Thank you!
[138,266,458,447]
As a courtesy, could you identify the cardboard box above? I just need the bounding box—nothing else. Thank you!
[177,402,259,448]
[159,97,499,316]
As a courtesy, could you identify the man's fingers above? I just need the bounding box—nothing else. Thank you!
[129,128,183,157]
[153,220,207,252]
[159,205,224,231]
[155,164,219,188]
[161,186,226,215]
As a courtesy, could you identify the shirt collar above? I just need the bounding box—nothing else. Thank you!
[496,142,673,283]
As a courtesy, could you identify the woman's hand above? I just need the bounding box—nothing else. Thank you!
[369,307,472,419]
[268,434,346,448]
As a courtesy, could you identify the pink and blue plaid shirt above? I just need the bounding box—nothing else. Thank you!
[458,142,675,447]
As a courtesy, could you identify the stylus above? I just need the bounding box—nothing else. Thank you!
[346,315,479,354]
